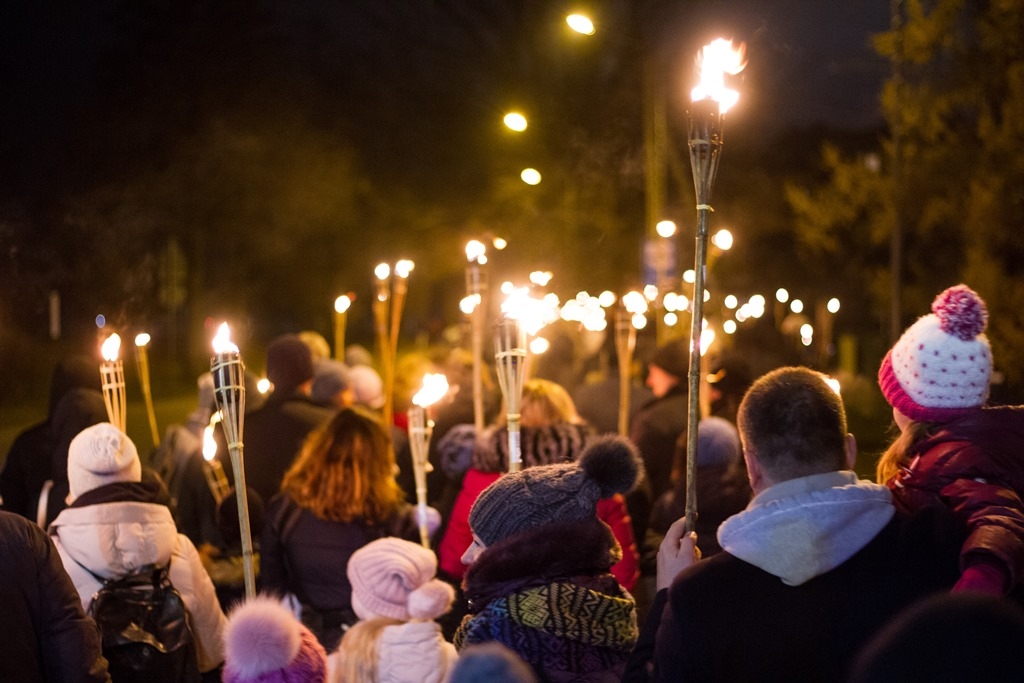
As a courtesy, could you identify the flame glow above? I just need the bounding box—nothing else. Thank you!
[212,323,238,354]
[501,287,560,336]
[134,332,151,347]
[375,263,391,280]
[413,373,449,407]
[101,334,121,362]
[334,295,352,314]
[691,38,746,113]
[466,240,486,263]
[395,260,415,279]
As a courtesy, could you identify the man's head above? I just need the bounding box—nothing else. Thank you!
[737,366,853,491]
[647,339,688,398]
[266,334,315,397]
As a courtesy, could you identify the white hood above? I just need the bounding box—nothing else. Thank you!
[717,471,895,586]
[50,501,177,581]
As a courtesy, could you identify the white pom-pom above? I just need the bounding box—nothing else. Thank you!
[407,579,455,620]
[224,596,301,678]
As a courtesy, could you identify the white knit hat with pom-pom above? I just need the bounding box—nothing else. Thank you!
[348,537,455,621]
[222,596,327,683]
[878,284,992,423]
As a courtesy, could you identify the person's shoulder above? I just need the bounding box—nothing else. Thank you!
[0,509,44,542]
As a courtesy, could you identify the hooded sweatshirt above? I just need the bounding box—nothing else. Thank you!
[629,470,963,682]
[718,471,894,585]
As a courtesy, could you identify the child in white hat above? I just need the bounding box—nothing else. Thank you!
[330,537,457,683]
[877,284,1024,596]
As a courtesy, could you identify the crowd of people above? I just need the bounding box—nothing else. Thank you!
[2,282,1023,682]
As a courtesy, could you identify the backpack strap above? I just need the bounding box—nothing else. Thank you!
[67,552,170,591]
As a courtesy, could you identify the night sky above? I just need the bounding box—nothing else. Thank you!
[0,1,891,199]
[0,0,895,393]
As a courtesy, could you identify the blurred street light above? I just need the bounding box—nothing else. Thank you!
[504,112,528,132]
[711,228,733,250]
[566,13,595,35]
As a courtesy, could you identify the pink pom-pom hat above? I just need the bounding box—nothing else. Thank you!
[878,284,992,423]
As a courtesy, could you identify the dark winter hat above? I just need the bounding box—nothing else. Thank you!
[223,596,327,683]
[310,360,352,405]
[468,435,642,547]
[696,416,741,468]
[878,284,991,422]
[650,339,689,380]
[706,354,753,397]
[266,334,315,395]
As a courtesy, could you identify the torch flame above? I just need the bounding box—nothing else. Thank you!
[412,373,450,408]
[334,295,352,314]
[202,424,217,462]
[395,259,415,279]
[212,323,239,354]
[134,332,151,347]
[375,263,391,280]
[691,38,746,113]
[501,287,560,337]
[101,333,121,362]
[466,240,486,263]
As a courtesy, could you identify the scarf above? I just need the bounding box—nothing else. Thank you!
[454,518,636,681]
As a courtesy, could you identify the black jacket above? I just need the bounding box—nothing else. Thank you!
[624,506,965,682]
[260,493,419,651]
[0,510,110,682]
[219,392,333,504]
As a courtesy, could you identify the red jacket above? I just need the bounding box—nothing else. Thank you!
[439,468,640,590]
[888,406,1024,588]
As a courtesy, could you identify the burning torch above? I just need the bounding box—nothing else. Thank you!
[407,373,450,548]
[100,333,127,433]
[210,322,255,598]
[684,38,746,533]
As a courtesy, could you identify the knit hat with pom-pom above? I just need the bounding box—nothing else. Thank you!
[347,537,455,622]
[468,435,642,547]
[222,597,328,683]
[878,284,992,423]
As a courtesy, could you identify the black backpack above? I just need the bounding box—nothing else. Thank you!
[86,563,202,683]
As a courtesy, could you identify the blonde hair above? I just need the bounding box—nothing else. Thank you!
[876,419,936,484]
[518,378,582,428]
[281,407,405,523]
[333,617,402,683]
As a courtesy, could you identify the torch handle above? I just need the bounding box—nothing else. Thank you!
[137,348,161,448]
[229,446,257,599]
[202,459,232,504]
[507,416,522,473]
[684,210,711,535]
[416,500,430,549]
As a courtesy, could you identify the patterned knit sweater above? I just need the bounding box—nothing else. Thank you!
[454,517,638,682]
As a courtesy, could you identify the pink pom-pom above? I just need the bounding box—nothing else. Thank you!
[932,284,987,341]
[407,579,455,620]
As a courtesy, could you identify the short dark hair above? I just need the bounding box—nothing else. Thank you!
[737,367,847,481]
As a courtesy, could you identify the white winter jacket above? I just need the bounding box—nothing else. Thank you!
[50,499,227,673]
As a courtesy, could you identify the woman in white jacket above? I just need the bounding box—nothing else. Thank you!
[49,422,227,674]
[331,537,457,683]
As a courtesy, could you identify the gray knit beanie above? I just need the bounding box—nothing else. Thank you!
[468,435,642,547]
